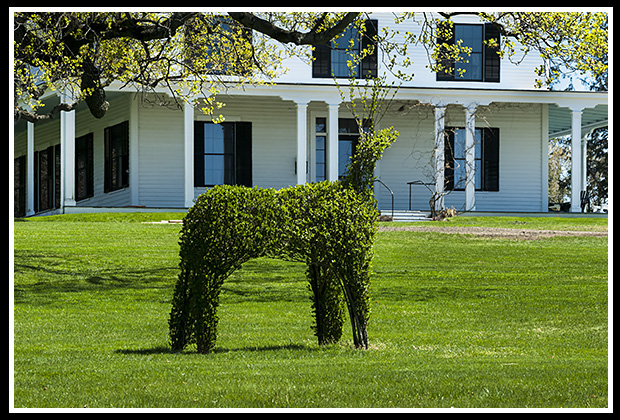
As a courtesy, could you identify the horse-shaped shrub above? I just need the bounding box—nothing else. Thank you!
[168,126,398,353]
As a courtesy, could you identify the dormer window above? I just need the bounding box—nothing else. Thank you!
[436,22,501,82]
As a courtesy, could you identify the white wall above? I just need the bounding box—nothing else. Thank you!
[136,102,185,207]
[276,12,545,91]
[375,102,545,212]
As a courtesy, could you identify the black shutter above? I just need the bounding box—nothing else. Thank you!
[120,122,130,189]
[194,121,205,187]
[104,129,110,192]
[75,133,94,200]
[312,44,331,78]
[444,129,455,191]
[436,21,455,81]
[361,19,378,79]
[483,128,500,191]
[484,23,501,82]
[235,122,253,187]
[14,155,26,217]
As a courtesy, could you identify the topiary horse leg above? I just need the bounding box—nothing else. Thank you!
[168,269,192,352]
[308,263,345,346]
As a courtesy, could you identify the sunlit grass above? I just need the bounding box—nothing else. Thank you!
[12,213,608,408]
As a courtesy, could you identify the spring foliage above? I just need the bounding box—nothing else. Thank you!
[169,112,397,353]
[168,182,378,353]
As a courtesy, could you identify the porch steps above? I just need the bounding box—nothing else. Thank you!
[380,210,432,222]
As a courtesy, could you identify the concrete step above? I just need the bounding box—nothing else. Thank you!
[380,210,432,222]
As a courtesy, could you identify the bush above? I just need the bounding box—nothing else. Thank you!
[169,182,378,353]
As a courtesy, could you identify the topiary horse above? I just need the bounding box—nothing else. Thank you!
[168,125,398,353]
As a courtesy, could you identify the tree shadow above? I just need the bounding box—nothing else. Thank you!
[115,343,314,356]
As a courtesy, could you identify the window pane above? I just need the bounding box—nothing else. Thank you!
[331,50,358,77]
[455,25,483,80]
[453,129,465,158]
[331,26,360,77]
[454,160,466,189]
[475,159,482,188]
[204,155,225,185]
[316,118,326,133]
[339,139,353,177]
[455,25,482,52]
[204,124,224,153]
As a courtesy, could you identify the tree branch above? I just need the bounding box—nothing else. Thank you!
[227,12,360,45]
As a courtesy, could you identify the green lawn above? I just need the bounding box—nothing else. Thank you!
[12,213,609,409]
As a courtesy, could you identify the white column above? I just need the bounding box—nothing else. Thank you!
[541,103,549,212]
[434,105,446,211]
[296,101,308,185]
[581,134,588,193]
[327,103,340,181]
[570,108,583,212]
[184,100,195,208]
[26,122,35,216]
[464,104,477,211]
[60,92,76,208]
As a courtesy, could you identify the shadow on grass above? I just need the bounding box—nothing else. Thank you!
[115,343,314,356]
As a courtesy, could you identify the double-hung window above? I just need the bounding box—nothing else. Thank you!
[313,117,370,181]
[445,127,500,191]
[194,121,252,187]
[437,22,501,82]
[315,117,327,182]
[185,16,252,76]
[313,19,378,79]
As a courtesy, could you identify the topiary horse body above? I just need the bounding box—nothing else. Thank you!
[168,125,397,353]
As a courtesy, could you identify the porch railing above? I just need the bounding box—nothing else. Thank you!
[374,178,394,219]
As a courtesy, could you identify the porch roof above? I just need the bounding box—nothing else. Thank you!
[548,103,609,138]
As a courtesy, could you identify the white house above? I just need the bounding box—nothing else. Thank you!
[13,12,608,218]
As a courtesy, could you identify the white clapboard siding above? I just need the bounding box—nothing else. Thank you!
[375,102,544,213]
[137,103,185,207]
[277,12,545,92]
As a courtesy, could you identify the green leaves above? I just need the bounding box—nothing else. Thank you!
[169,182,378,353]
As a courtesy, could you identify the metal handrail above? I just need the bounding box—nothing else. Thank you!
[374,179,394,219]
[407,180,434,211]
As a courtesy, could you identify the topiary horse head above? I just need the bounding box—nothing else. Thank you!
[168,126,397,353]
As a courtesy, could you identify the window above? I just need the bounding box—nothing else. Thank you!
[194,121,252,187]
[313,20,378,79]
[104,121,129,193]
[75,133,94,201]
[445,127,499,191]
[315,117,327,182]
[185,16,252,76]
[436,22,500,82]
[338,118,360,178]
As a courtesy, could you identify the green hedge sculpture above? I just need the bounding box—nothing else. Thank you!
[169,126,398,353]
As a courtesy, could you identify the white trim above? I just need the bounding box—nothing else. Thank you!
[60,91,76,208]
[464,104,477,211]
[327,103,340,182]
[434,105,446,211]
[570,108,583,212]
[295,101,308,185]
[129,97,140,206]
[541,103,549,212]
[184,100,195,208]
[26,122,35,216]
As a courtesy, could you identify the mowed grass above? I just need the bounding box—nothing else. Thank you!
[12,213,608,408]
